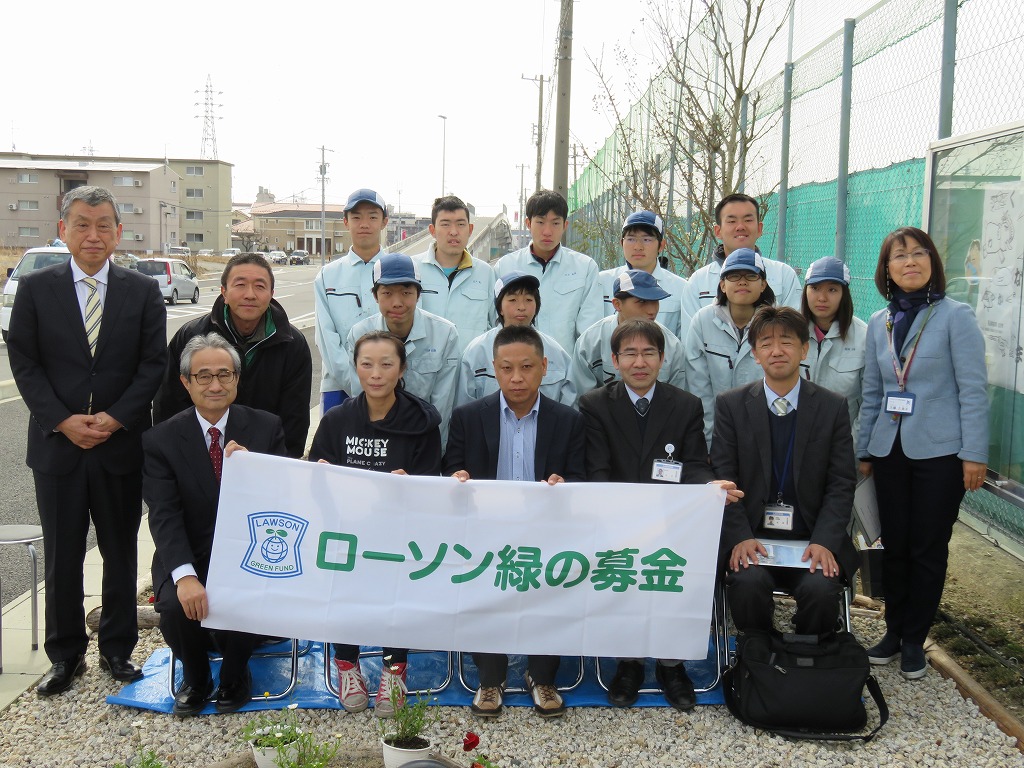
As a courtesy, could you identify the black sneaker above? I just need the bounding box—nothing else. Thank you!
[900,643,927,680]
[866,632,901,665]
[607,660,644,707]
[656,663,696,711]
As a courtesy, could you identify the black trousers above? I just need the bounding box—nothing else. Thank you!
[33,454,142,663]
[155,578,257,688]
[871,434,965,645]
[727,564,843,635]
[472,653,560,688]
[332,644,408,665]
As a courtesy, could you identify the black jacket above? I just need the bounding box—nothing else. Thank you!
[153,296,312,458]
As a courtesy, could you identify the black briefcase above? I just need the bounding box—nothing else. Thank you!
[723,629,888,741]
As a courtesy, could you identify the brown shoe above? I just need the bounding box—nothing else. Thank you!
[525,671,565,717]
[470,685,504,717]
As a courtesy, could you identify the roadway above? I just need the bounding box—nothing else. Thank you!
[0,263,323,608]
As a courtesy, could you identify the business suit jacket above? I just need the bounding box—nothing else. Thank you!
[443,392,586,481]
[8,260,167,474]
[710,379,858,577]
[144,405,287,599]
[579,380,714,485]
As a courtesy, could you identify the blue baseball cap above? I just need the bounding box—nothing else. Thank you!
[344,188,387,214]
[372,253,420,286]
[613,269,671,301]
[621,210,665,240]
[494,271,540,298]
[721,248,765,276]
[805,256,851,286]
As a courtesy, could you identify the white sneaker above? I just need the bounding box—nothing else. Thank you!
[334,659,368,713]
[374,662,407,718]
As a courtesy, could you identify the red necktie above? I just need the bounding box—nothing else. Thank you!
[208,426,223,482]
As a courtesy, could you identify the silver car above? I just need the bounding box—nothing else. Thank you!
[136,258,200,305]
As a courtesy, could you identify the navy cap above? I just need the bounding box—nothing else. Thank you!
[613,269,671,301]
[721,248,765,276]
[494,271,540,298]
[805,256,851,286]
[344,188,387,214]
[372,253,420,286]
[621,210,665,240]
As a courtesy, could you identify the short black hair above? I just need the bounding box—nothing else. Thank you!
[495,283,541,326]
[525,189,568,221]
[372,282,421,298]
[222,252,275,290]
[431,195,470,225]
[748,306,809,348]
[493,324,545,359]
[611,319,665,356]
[621,224,663,242]
[714,193,761,225]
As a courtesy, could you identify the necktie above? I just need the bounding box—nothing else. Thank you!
[773,397,789,416]
[208,426,223,482]
[635,397,650,416]
[83,277,101,355]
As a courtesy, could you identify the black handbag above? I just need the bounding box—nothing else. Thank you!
[723,629,889,741]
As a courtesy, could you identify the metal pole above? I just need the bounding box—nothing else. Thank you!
[438,115,448,194]
[938,0,957,139]
[553,0,573,202]
[516,163,528,247]
[317,145,332,269]
[777,0,796,263]
[536,75,544,192]
[835,18,855,262]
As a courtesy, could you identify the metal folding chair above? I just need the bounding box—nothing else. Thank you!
[456,652,586,694]
[323,647,454,698]
[167,638,313,702]
[0,525,43,674]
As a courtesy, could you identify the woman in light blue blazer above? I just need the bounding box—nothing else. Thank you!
[857,227,988,681]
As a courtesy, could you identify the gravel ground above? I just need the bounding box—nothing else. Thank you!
[1,614,1022,768]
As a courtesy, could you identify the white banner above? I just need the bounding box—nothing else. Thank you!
[204,452,725,659]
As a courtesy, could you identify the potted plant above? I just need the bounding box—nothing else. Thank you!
[378,664,439,768]
[240,703,303,768]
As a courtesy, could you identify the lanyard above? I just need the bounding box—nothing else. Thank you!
[886,305,935,392]
[772,423,797,505]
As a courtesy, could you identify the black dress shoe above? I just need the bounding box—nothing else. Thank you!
[213,667,252,714]
[37,655,87,697]
[607,660,644,707]
[172,678,214,716]
[656,662,696,711]
[99,655,144,682]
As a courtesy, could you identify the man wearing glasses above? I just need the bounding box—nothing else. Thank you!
[144,333,287,715]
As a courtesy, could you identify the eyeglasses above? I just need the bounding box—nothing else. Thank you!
[616,350,662,362]
[189,370,238,385]
[889,249,929,265]
[623,236,658,246]
[723,271,760,283]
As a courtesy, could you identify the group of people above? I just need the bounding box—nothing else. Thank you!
[8,183,988,725]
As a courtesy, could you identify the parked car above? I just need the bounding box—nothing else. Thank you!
[196,249,215,258]
[112,252,139,270]
[1,246,72,342]
[136,258,200,305]
[167,246,192,260]
[222,248,242,258]
[289,249,310,265]
[267,250,288,265]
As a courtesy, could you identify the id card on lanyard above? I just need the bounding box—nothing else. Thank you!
[884,305,934,420]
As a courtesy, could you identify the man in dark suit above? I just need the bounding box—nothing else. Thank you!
[711,306,857,636]
[579,319,740,710]
[8,186,167,696]
[145,333,287,715]
[444,324,585,719]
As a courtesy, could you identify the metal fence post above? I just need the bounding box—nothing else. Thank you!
[836,18,856,262]
[938,0,958,139]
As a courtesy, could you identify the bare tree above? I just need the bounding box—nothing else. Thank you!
[575,0,788,274]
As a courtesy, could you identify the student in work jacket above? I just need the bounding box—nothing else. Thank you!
[684,303,764,448]
[800,316,868,438]
[598,264,690,340]
[413,246,497,355]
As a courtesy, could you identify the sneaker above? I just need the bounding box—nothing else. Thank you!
[374,662,407,718]
[900,643,927,680]
[866,632,901,665]
[607,660,644,707]
[470,685,504,717]
[524,671,565,718]
[334,659,368,713]
[655,662,696,711]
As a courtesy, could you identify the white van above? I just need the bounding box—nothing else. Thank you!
[2,246,72,342]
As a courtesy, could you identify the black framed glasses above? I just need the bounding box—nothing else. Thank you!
[190,370,238,385]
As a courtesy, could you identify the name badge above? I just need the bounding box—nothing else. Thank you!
[764,504,794,531]
[884,391,916,415]
[652,459,682,483]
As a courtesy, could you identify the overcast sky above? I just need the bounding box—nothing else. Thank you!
[6,0,875,219]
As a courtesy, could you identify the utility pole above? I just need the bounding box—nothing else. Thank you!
[552,0,573,202]
[317,145,333,268]
[523,75,544,192]
[516,163,529,246]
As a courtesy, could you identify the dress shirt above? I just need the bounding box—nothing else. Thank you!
[763,378,801,414]
[70,258,109,321]
[496,392,540,482]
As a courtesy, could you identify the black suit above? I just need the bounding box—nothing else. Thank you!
[710,379,857,635]
[144,405,286,687]
[443,392,585,687]
[579,381,714,485]
[8,260,166,662]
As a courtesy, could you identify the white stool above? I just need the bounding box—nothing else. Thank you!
[0,524,44,673]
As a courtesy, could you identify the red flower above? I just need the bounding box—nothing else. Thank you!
[463,732,480,752]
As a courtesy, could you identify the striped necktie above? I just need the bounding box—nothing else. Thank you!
[772,397,789,416]
[83,277,102,355]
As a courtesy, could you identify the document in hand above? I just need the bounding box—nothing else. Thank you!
[853,474,881,545]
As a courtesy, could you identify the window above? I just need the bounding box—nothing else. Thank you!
[186,210,204,222]
[18,200,40,210]
[170,181,177,193]
[186,188,204,199]
[112,176,134,187]
[170,231,177,242]
[305,219,322,231]
[118,203,134,215]
[17,173,38,184]
[122,230,135,241]
[186,166,204,176]
[19,227,40,237]
[186,233,205,244]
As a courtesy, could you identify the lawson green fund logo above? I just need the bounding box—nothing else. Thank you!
[241,512,308,578]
